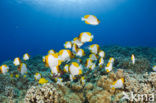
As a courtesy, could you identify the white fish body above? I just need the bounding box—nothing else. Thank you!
[13,58,21,66]
[79,32,93,43]
[152,66,156,72]
[23,53,30,61]
[81,15,100,25]
[20,63,28,75]
[0,65,9,75]
[111,78,124,89]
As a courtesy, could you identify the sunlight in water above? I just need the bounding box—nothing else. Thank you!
[17,0,121,7]
[16,0,125,16]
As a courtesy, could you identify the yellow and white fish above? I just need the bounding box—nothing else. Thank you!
[108,57,115,64]
[51,66,60,75]
[64,64,69,73]
[0,65,9,75]
[105,62,113,73]
[81,15,100,25]
[59,49,73,62]
[48,49,56,54]
[69,62,83,77]
[111,78,124,89]
[89,44,100,54]
[45,53,62,68]
[23,53,30,61]
[72,37,84,47]
[152,65,156,72]
[70,74,76,81]
[98,50,105,58]
[72,43,79,53]
[80,76,86,85]
[76,49,85,57]
[13,57,21,66]
[34,73,41,80]
[55,77,63,84]
[18,63,28,75]
[42,56,46,62]
[131,54,135,64]
[79,32,94,43]
[85,58,93,68]
[64,41,72,49]
[98,57,104,68]
[90,63,96,70]
[89,54,98,61]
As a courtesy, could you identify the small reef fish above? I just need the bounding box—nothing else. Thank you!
[59,49,73,62]
[80,76,86,85]
[98,57,104,68]
[152,65,156,72]
[98,50,105,58]
[131,54,135,64]
[70,74,75,81]
[64,41,72,49]
[76,49,85,57]
[90,63,96,70]
[10,74,13,78]
[72,43,79,53]
[34,73,41,80]
[13,57,21,66]
[23,75,27,78]
[0,65,9,75]
[55,77,63,84]
[18,63,28,75]
[85,58,93,69]
[42,56,46,62]
[89,44,100,54]
[105,62,113,72]
[38,78,48,84]
[108,57,115,63]
[23,53,30,61]
[64,64,69,73]
[79,32,94,43]
[72,37,84,47]
[111,78,124,89]
[51,66,60,75]
[48,49,56,54]
[89,54,98,61]
[69,62,83,77]
[81,15,100,25]
[45,53,62,69]
[15,74,19,78]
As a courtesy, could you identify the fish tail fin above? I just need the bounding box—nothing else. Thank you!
[81,17,85,21]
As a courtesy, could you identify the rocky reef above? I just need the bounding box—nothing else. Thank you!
[0,45,156,103]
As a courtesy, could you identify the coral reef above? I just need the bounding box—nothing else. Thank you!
[124,71,156,94]
[117,57,150,73]
[24,83,85,103]
[0,46,156,102]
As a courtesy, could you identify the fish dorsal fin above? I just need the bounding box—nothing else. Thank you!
[72,62,79,67]
[53,53,59,58]
[87,32,91,36]
[79,69,82,75]
[121,78,124,83]
[84,15,90,19]
[59,50,64,56]
[112,80,118,85]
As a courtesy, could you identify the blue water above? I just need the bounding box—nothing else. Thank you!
[0,0,156,64]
